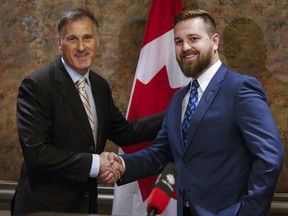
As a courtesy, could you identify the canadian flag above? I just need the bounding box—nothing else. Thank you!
[112,0,189,215]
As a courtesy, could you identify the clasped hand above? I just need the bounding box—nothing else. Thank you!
[98,152,125,185]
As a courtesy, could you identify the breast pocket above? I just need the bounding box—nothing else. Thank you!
[202,115,226,126]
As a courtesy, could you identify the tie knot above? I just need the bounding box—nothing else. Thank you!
[77,77,86,89]
[191,79,199,90]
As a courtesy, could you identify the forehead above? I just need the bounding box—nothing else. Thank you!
[62,17,96,35]
[174,17,207,37]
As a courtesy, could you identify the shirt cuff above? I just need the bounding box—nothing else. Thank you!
[119,156,126,170]
[89,154,100,177]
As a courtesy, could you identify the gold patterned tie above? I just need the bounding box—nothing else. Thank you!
[77,77,95,134]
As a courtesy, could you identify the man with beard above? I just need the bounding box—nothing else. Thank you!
[111,9,284,216]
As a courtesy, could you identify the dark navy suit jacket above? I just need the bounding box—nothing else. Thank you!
[120,63,284,216]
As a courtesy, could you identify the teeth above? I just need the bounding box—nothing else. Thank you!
[183,54,194,59]
[76,53,87,58]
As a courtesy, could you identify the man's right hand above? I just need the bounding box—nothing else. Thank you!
[98,152,124,185]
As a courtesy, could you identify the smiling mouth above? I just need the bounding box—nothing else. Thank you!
[182,53,197,61]
[75,53,88,59]
[184,54,195,59]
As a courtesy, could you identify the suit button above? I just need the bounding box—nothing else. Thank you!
[84,193,88,198]
[89,145,94,152]
[184,158,188,163]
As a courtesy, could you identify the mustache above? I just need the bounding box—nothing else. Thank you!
[180,51,198,59]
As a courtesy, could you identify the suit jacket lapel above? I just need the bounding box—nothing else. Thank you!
[173,84,190,153]
[184,64,227,153]
[54,58,94,143]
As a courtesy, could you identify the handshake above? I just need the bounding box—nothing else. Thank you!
[98,152,125,185]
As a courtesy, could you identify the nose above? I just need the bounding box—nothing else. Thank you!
[77,40,85,51]
[182,41,191,51]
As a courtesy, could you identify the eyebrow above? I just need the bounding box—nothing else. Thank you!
[174,33,201,40]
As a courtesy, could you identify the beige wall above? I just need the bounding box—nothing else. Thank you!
[0,0,287,193]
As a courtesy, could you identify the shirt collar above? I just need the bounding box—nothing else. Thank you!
[61,57,91,86]
[192,59,222,93]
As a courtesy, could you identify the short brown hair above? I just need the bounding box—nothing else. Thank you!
[173,9,217,36]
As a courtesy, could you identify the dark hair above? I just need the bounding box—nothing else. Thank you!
[57,8,99,37]
[173,9,217,36]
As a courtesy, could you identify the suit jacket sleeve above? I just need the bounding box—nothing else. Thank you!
[236,77,284,215]
[98,75,165,147]
[108,111,165,147]
[118,113,173,185]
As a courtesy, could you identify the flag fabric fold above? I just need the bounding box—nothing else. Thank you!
[112,0,189,215]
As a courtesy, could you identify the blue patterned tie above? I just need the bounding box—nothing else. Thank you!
[182,80,199,143]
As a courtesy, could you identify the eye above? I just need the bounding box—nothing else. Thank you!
[174,39,182,46]
[66,36,77,43]
[83,35,93,41]
[189,37,199,42]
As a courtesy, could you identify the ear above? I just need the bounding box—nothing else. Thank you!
[212,33,219,50]
[57,36,62,53]
[96,36,99,48]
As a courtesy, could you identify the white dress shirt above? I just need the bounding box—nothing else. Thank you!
[61,57,100,177]
[181,60,222,122]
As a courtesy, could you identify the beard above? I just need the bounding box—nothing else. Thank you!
[178,49,213,78]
